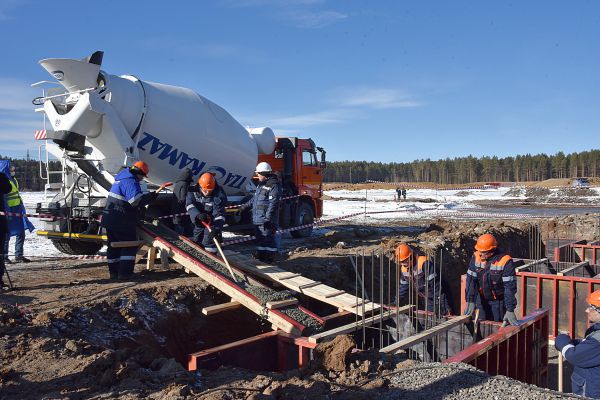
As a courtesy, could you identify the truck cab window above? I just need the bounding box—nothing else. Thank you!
[303,151,317,166]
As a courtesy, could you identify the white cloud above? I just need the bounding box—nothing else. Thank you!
[223,0,347,28]
[334,87,424,109]
[284,9,347,28]
[0,78,40,111]
[0,0,22,20]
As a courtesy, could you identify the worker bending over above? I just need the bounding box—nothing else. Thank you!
[555,289,600,398]
[101,162,159,280]
[464,233,518,325]
[238,162,281,263]
[186,173,227,253]
[395,244,450,315]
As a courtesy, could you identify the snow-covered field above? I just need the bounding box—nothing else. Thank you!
[14,187,600,258]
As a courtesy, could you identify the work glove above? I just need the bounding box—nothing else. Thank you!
[195,213,210,225]
[502,311,519,326]
[554,333,572,351]
[208,228,222,243]
[463,302,475,316]
[263,221,275,232]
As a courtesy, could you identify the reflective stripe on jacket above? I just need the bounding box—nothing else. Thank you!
[243,176,281,225]
[185,185,227,229]
[101,169,144,228]
[399,256,437,299]
[465,250,517,311]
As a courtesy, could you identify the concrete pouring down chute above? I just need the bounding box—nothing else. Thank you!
[135,221,381,339]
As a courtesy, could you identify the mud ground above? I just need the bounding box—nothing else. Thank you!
[1,212,599,399]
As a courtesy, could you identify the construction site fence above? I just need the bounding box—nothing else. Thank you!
[444,308,548,387]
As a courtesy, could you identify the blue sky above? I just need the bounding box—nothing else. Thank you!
[0,0,598,162]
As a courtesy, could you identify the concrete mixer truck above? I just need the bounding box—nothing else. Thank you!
[31,51,326,255]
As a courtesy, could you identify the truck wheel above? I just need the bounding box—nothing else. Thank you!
[290,202,314,238]
[51,239,103,255]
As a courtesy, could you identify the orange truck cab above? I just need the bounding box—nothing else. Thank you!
[254,137,326,237]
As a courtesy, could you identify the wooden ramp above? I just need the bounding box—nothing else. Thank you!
[223,249,381,316]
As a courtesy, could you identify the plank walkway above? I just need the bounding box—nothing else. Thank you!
[223,249,381,316]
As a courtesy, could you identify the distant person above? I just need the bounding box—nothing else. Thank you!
[101,162,162,280]
[186,173,227,253]
[402,188,407,200]
[0,168,12,290]
[464,233,518,325]
[555,289,600,398]
[0,161,34,264]
[395,187,402,202]
[172,168,194,236]
[238,162,281,263]
[394,244,450,315]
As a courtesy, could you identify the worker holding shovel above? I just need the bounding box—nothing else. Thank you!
[185,173,227,254]
[101,161,168,280]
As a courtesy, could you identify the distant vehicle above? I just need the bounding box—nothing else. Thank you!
[572,177,590,188]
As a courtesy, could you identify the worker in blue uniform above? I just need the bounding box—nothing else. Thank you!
[395,243,450,315]
[0,161,34,264]
[101,161,159,280]
[464,233,518,325]
[185,172,227,253]
[238,162,281,263]
[555,289,600,398]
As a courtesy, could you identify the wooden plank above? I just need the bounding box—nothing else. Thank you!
[110,240,145,248]
[278,273,302,280]
[308,305,413,343]
[202,301,242,315]
[146,247,157,270]
[266,299,299,309]
[325,290,346,298]
[137,231,303,336]
[379,315,471,354]
[212,249,383,315]
[298,282,322,291]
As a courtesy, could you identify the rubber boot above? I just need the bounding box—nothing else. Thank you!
[118,264,134,280]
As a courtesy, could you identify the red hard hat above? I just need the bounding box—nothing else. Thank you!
[132,161,149,176]
[395,244,412,262]
[475,233,498,252]
[198,173,216,191]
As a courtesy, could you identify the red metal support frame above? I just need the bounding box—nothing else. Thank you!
[444,308,548,387]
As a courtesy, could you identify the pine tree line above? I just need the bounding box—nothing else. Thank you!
[0,156,61,191]
[324,150,600,184]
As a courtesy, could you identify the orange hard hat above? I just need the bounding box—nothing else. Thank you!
[132,161,149,176]
[395,244,412,262]
[198,172,216,191]
[475,233,498,252]
[587,290,600,308]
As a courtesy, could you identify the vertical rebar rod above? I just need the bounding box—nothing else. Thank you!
[361,249,366,350]
[380,247,384,348]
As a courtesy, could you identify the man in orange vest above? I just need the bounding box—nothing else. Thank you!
[395,244,450,315]
[464,233,518,324]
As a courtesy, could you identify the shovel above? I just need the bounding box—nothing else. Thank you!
[155,181,173,194]
[202,221,239,283]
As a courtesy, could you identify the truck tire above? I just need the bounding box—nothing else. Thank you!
[51,239,103,255]
[290,202,314,238]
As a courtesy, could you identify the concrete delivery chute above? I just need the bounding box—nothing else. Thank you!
[33,51,326,255]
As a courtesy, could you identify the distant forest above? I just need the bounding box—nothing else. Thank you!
[323,150,600,184]
[3,149,599,190]
[0,156,61,191]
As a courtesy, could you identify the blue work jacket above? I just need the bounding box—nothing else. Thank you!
[101,169,146,228]
[465,249,517,312]
[556,323,600,398]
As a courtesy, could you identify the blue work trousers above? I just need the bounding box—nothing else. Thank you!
[192,225,217,253]
[4,231,25,258]
[106,226,137,279]
[476,296,506,322]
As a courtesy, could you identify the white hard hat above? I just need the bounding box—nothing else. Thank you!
[255,162,272,174]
